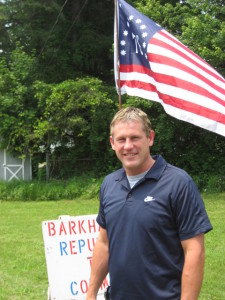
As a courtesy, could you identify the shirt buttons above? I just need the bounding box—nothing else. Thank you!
[126,193,133,206]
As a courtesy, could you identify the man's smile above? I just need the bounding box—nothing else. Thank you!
[123,153,137,157]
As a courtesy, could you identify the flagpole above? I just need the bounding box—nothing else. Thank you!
[114,0,122,110]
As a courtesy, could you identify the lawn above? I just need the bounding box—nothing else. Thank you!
[0,193,224,299]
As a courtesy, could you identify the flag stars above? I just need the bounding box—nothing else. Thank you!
[142,32,148,38]
[118,4,150,62]
[140,25,146,30]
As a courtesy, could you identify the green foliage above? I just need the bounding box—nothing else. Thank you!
[0,0,114,82]
[33,77,119,177]
[0,45,39,155]
[0,169,225,203]
[181,0,225,76]
[193,174,225,193]
[205,175,225,193]
[0,175,104,201]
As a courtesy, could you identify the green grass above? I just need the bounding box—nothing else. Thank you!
[0,194,224,299]
[199,193,225,300]
[0,197,99,300]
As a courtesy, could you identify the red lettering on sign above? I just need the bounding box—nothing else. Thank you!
[59,221,67,235]
[48,222,56,236]
[87,256,92,267]
[87,238,95,252]
[78,220,86,234]
[69,221,76,235]
[80,280,88,294]
[69,240,77,255]
[100,278,109,290]
[88,219,96,233]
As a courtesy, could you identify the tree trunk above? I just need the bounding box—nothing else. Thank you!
[46,132,51,182]
[46,149,50,183]
[70,0,82,46]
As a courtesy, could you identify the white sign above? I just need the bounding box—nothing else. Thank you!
[42,215,109,300]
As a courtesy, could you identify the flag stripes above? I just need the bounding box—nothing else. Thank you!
[157,30,224,81]
[120,65,225,114]
[150,30,225,89]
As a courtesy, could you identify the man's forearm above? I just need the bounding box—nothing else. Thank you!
[181,235,205,300]
[87,229,109,300]
[87,253,109,299]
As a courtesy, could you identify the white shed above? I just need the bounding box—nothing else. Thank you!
[0,149,32,181]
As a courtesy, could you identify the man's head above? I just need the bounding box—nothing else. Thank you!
[110,107,152,138]
[110,107,155,175]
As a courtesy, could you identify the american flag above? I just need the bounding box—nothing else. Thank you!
[114,0,225,137]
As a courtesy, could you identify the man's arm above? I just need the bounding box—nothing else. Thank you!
[181,233,205,300]
[86,227,109,300]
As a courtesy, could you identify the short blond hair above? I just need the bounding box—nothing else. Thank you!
[110,107,152,137]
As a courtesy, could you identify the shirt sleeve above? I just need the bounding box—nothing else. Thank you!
[174,179,213,241]
[96,183,107,229]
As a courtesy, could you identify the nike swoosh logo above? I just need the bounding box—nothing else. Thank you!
[144,196,155,202]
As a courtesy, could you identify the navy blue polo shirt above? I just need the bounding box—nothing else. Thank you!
[97,155,212,300]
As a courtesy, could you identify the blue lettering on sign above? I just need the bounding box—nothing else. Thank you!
[60,241,68,255]
[78,239,85,253]
[59,239,88,256]
[70,281,78,295]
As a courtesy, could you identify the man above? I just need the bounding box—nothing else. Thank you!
[87,107,212,300]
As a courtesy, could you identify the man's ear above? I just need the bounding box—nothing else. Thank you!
[110,136,115,150]
[148,130,155,147]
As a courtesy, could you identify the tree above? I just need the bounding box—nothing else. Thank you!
[181,0,225,76]
[0,0,115,83]
[33,77,118,179]
[0,45,39,156]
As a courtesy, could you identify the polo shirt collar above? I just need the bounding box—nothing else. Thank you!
[145,155,167,181]
[115,155,167,183]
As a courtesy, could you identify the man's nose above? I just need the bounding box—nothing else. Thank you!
[124,138,133,149]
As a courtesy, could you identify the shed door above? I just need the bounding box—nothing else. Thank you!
[3,150,24,181]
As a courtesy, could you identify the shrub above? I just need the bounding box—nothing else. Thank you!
[0,173,224,201]
[0,175,103,201]
[193,174,225,193]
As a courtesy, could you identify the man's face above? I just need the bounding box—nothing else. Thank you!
[110,120,155,176]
